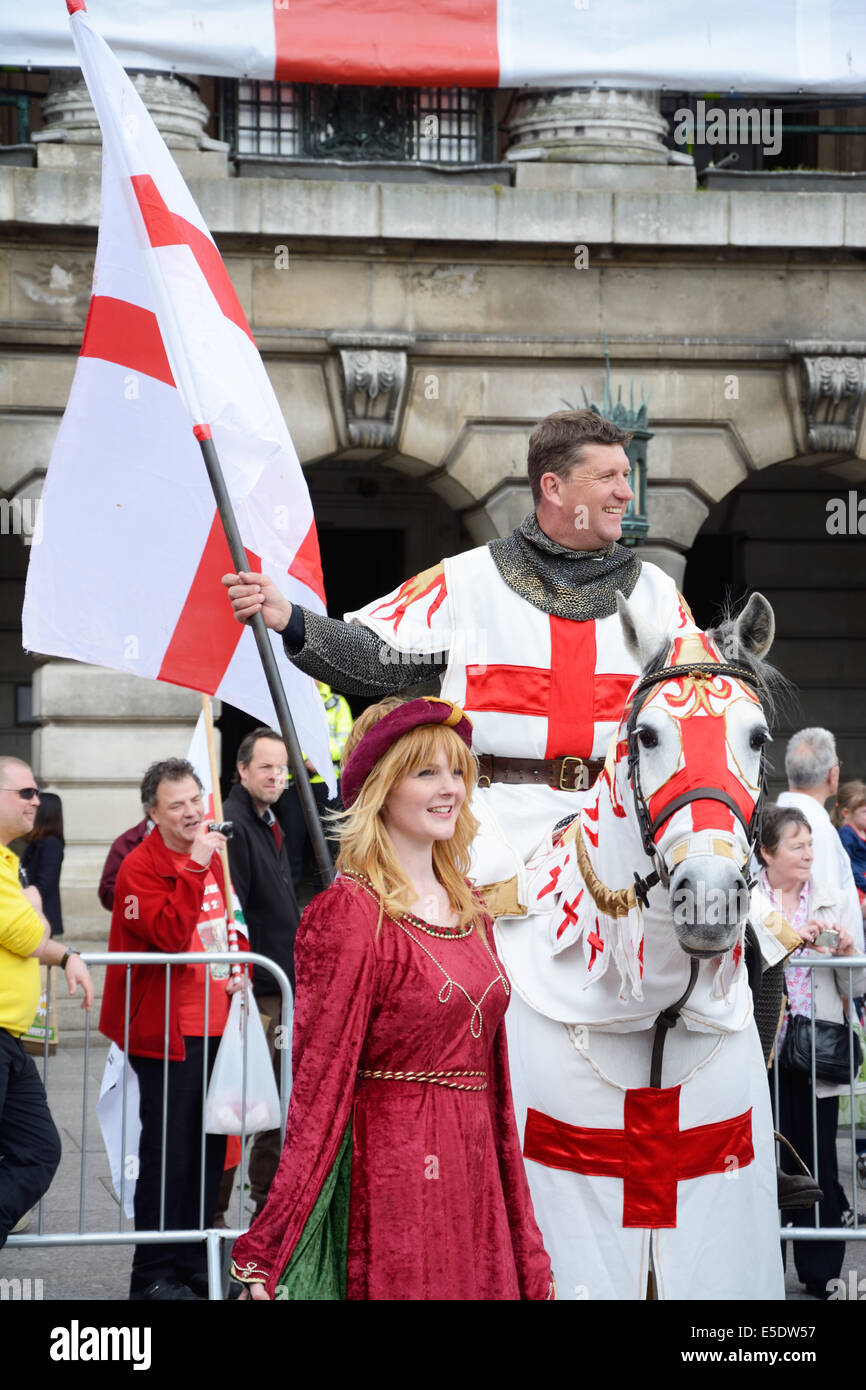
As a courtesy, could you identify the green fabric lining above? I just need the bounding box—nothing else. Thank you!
[273,1121,352,1301]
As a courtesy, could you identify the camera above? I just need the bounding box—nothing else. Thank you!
[207,820,234,839]
[814,927,840,950]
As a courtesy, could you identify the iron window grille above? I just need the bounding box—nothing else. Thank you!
[221,81,496,163]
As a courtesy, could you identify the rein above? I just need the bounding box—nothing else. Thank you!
[650,959,699,1088]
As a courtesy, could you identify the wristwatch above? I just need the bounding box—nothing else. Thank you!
[60,950,79,969]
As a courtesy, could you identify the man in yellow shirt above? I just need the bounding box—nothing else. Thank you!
[0,756,93,1248]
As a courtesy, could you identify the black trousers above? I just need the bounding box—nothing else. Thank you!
[776,1064,845,1291]
[282,781,341,894]
[129,1037,226,1293]
[0,1028,61,1248]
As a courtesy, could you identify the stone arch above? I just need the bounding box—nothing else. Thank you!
[684,457,866,789]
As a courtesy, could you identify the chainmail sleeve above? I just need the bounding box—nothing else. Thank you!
[284,607,448,697]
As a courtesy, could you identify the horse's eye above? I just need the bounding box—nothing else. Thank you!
[637,727,659,750]
[749,728,769,752]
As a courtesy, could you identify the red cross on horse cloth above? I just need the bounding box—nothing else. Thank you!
[463,615,635,759]
[523,1087,754,1228]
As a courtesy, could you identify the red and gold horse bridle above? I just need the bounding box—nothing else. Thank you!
[625,661,767,905]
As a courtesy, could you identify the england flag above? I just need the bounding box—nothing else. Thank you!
[22,0,334,793]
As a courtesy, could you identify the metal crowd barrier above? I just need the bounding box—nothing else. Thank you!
[774,953,866,1245]
[6,951,293,1300]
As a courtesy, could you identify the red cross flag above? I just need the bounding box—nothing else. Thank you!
[22,1,334,794]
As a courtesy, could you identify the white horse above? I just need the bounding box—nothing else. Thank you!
[496,593,786,1300]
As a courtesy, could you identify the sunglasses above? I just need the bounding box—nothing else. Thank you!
[0,786,40,800]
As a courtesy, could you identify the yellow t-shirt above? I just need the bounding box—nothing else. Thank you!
[0,842,44,1035]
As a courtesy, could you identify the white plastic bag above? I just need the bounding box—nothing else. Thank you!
[205,987,281,1135]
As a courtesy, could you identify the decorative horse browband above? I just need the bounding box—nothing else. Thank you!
[624,661,767,902]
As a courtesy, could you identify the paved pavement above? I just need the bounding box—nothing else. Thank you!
[0,1036,248,1302]
[2,1034,864,1302]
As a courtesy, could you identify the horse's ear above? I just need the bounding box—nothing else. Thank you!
[616,590,665,669]
[731,592,775,660]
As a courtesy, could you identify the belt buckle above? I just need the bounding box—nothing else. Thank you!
[558,756,585,792]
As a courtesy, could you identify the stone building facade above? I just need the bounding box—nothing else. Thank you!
[1,76,865,1032]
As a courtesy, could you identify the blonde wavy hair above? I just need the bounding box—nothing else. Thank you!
[333,696,481,929]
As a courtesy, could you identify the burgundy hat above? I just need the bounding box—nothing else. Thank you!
[340,698,473,808]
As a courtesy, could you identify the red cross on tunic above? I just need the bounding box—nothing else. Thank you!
[586,926,604,970]
[463,616,635,759]
[538,863,565,899]
[523,1087,753,1228]
[556,890,583,940]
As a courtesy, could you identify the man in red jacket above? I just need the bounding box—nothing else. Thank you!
[100,757,244,1302]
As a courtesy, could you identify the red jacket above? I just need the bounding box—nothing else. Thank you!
[99,827,246,1061]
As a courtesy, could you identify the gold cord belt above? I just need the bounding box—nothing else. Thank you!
[357,1068,487,1092]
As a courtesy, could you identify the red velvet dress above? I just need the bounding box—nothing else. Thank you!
[230,874,553,1300]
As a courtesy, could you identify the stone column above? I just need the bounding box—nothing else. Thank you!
[32,660,212,928]
[34,69,228,176]
[504,87,695,191]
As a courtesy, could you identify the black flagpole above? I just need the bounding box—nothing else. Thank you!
[195,428,334,886]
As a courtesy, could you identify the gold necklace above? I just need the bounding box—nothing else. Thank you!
[345,872,509,1038]
[345,871,473,938]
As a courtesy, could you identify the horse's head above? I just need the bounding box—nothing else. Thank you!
[615,592,775,959]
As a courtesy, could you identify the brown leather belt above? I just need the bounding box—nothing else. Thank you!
[476,754,604,792]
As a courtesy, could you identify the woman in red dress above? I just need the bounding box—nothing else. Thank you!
[231,695,553,1300]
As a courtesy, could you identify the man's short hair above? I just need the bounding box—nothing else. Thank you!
[785,727,837,789]
[140,758,203,812]
[0,756,32,785]
[527,409,633,506]
[236,727,285,768]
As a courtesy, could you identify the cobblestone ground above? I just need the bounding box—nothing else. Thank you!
[1,1037,863,1302]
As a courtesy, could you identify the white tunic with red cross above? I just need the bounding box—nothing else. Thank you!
[347,543,696,890]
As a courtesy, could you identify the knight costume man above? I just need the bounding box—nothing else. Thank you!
[281,509,697,910]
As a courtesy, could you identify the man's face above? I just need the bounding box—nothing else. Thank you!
[0,762,39,845]
[149,775,204,852]
[238,738,288,811]
[542,443,634,548]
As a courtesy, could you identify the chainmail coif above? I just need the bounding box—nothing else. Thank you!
[489,513,642,621]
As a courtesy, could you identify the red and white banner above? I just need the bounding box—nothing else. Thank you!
[4,0,865,91]
[22,3,335,794]
[186,709,217,823]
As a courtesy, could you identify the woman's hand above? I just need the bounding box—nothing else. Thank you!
[238,1283,271,1300]
[798,919,821,947]
[225,971,246,996]
[835,927,857,957]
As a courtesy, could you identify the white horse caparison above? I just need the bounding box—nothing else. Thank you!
[496,593,785,1301]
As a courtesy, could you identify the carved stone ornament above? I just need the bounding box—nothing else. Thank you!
[38,70,210,148]
[503,88,671,165]
[793,343,866,453]
[331,335,413,449]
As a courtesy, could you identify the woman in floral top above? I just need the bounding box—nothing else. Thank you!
[759,803,864,1300]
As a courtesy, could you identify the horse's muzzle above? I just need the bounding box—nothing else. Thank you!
[668,857,749,956]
